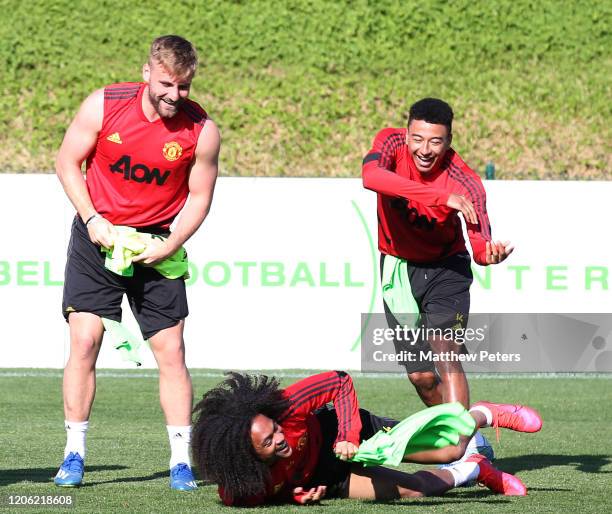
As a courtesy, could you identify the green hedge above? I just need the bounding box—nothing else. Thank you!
[0,0,609,177]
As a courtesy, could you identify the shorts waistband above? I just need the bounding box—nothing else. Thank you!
[75,215,170,236]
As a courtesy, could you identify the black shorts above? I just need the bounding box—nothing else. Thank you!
[308,407,399,498]
[381,252,473,374]
[62,216,188,339]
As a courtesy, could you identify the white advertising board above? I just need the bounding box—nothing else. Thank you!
[1,175,610,369]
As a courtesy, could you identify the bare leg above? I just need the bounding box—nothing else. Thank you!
[148,320,192,425]
[428,336,470,408]
[407,371,443,406]
[402,409,488,464]
[348,464,455,500]
[63,313,104,421]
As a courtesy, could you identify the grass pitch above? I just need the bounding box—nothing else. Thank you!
[0,370,610,513]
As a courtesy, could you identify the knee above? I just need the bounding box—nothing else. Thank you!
[154,341,187,371]
[69,334,100,362]
[408,371,437,390]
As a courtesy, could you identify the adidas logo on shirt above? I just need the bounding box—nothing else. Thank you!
[107,132,122,144]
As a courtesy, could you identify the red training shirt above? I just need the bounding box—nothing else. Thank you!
[362,128,491,265]
[85,82,208,228]
[219,371,362,506]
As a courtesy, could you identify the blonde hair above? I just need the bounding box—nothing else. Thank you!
[149,35,198,78]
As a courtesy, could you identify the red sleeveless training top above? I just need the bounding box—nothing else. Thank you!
[85,82,208,228]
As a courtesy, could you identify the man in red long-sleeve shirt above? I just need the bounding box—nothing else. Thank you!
[192,371,538,506]
[362,98,513,412]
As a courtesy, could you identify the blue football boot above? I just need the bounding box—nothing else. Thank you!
[170,463,198,491]
[54,452,84,487]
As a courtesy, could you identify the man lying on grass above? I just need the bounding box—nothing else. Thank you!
[192,371,542,506]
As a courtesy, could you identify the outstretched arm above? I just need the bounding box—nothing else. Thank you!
[362,128,450,206]
[362,128,478,223]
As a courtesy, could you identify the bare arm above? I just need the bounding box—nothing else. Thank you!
[55,89,115,247]
[132,119,221,264]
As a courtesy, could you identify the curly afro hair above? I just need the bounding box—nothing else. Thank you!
[191,372,291,499]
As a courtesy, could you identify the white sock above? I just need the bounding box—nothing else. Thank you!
[64,420,88,459]
[167,425,192,468]
[446,461,480,487]
[466,431,488,453]
[465,434,478,453]
[470,406,493,427]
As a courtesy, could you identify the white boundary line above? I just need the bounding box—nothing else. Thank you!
[0,370,610,379]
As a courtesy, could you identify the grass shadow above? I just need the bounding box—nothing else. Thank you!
[86,470,215,487]
[0,465,127,486]
[364,497,511,506]
[84,470,168,486]
[495,454,612,474]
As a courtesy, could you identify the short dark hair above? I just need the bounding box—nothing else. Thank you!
[191,373,291,499]
[408,98,454,133]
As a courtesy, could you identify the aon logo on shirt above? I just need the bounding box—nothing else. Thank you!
[110,155,170,185]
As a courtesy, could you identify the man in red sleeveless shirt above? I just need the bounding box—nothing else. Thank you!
[362,99,513,449]
[54,35,220,490]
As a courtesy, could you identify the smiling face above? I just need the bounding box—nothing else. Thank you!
[142,60,193,119]
[250,414,292,464]
[406,119,452,175]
